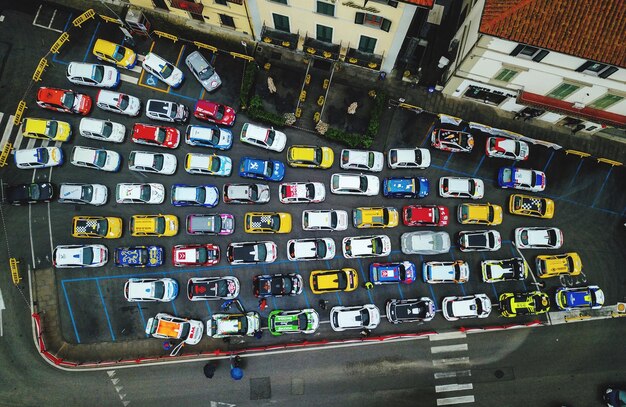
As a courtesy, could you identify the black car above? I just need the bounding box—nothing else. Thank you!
[385,298,436,323]
[603,387,626,407]
[253,273,303,297]
[5,182,54,205]
[226,241,277,264]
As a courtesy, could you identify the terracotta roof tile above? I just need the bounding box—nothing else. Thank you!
[479,0,626,68]
[397,0,435,8]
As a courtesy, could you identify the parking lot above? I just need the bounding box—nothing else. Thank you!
[2,8,625,351]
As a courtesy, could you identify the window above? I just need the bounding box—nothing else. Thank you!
[589,94,623,110]
[547,83,580,100]
[269,0,288,3]
[214,0,227,5]
[316,24,333,43]
[317,1,334,16]
[510,44,549,62]
[219,14,235,28]
[576,61,618,78]
[494,68,518,82]
[355,12,392,32]
[273,14,290,32]
[358,36,377,53]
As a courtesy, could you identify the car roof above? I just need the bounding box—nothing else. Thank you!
[128,281,157,299]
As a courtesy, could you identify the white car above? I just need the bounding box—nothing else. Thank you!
[171,184,219,207]
[142,52,184,88]
[207,312,260,338]
[145,313,203,345]
[70,146,120,172]
[302,210,348,231]
[184,153,232,176]
[116,183,165,204]
[439,177,484,199]
[401,231,451,255]
[96,90,141,116]
[330,173,379,196]
[58,183,107,206]
[79,118,125,143]
[223,183,270,204]
[145,99,189,123]
[128,151,177,175]
[185,50,221,92]
[342,235,391,258]
[485,137,530,161]
[498,167,546,192]
[185,124,232,149]
[422,260,469,284]
[124,278,179,302]
[66,62,119,88]
[458,230,501,252]
[53,244,108,268]
[330,304,380,331]
[387,148,431,169]
[240,122,286,152]
[14,147,63,169]
[442,294,492,321]
[287,238,335,261]
[514,227,563,249]
[340,149,384,172]
[279,182,325,204]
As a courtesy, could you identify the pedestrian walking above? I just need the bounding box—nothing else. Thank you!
[258,298,268,311]
[221,299,234,310]
[360,329,371,338]
[203,362,217,379]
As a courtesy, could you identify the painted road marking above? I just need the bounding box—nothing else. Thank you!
[437,395,475,405]
[434,370,472,380]
[436,383,473,393]
[429,331,467,341]
[432,357,470,367]
[431,344,468,354]
[1,114,15,147]
[120,73,139,85]
[0,287,5,336]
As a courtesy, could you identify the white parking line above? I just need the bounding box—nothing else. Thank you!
[431,344,468,354]
[26,138,36,149]
[432,357,470,367]
[436,395,475,406]
[129,65,142,73]
[435,383,473,393]
[120,73,139,85]
[0,114,14,147]
[13,124,24,150]
[434,370,472,380]
[430,332,467,341]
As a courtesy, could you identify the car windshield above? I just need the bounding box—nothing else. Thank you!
[118,94,129,110]
[270,215,281,231]
[155,217,165,233]
[433,234,445,250]
[313,148,322,165]
[112,46,124,61]
[297,313,307,330]
[332,176,340,190]
[196,188,206,204]
[372,238,383,254]
[263,162,273,178]
[360,309,370,326]
[197,247,208,263]
[475,299,483,315]
[94,151,107,168]
[256,244,267,261]
[45,121,57,138]
[179,322,190,338]
[468,180,475,195]
[29,184,40,199]
[155,128,166,144]
[198,64,214,80]
[398,265,407,280]
[566,256,575,271]
[81,185,93,201]
[390,150,397,164]
[215,105,225,120]
[238,316,248,334]
[249,185,258,200]
[102,122,113,137]
[266,130,275,145]
[382,209,390,224]
[96,220,108,235]
[330,211,338,228]
[93,65,104,83]
[153,154,164,171]
[210,156,221,172]
[359,176,368,192]
[305,183,315,198]
[210,129,220,144]
[367,152,375,168]
[153,281,165,299]
[160,63,174,78]
[336,272,348,289]
[520,230,529,244]
[432,208,440,223]
[62,91,75,109]
[315,240,327,258]
[82,247,94,265]
[488,206,494,220]
[140,185,151,202]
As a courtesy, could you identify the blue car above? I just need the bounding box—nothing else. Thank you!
[239,156,285,182]
[369,261,416,285]
[171,184,220,207]
[383,177,429,198]
[555,286,604,310]
[115,246,163,267]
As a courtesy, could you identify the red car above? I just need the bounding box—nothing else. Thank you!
[193,100,236,127]
[172,244,220,267]
[402,205,449,227]
[131,123,180,149]
[36,87,92,115]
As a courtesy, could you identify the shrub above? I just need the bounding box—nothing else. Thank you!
[323,127,372,148]
[247,95,287,126]
[239,62,259,110]
[365,91,387,139]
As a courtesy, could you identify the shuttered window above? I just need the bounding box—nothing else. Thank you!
[547,83,580,100]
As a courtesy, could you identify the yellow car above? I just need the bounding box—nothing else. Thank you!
[244,212,292,233]
[457,203,503,225]
[72,216,122,239]
[92,38,137,69]
[309,268,358,294]
[287,145,334,169]
[23,118,71,142]
[130,214,178,237]
[509,194,554,219]
[535,252,582,278]
[352,207,399,228]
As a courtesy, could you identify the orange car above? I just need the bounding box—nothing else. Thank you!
[36,87,92,115]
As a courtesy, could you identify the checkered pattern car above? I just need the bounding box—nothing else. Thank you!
[244,212,292,233]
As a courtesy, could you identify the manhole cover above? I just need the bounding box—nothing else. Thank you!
[250,377,271,400]
[494,370,504,379]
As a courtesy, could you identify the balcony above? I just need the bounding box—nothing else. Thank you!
[303,37,340,61]
[260,26,299,51]
[345,48,383,71]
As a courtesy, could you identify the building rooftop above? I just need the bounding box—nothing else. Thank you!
[479,0,626,68]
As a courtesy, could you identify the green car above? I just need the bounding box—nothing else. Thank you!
[268,309,319,336]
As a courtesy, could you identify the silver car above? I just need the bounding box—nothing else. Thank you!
[58,183,108,206]
[185,50,221,92]
[401,231,451,255]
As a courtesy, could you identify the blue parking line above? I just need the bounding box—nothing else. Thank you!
[51,13,74,66]
[591,166,613,208]
[542,150,555,173]
[357,258,374,304]
[83,22,100,62]
[443,152,454,169]
[135,303,148,338]
[294,261,311,308]
[490,283,498,298]
[472,154,486,176]
[568,159,585,187]
[167,90,200,103]
[96,280,116,341]
[203,300,213,317]
[61,281,81,343]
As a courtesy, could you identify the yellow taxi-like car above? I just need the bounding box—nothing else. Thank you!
[309,268,358,294]
[352,207,399,228]
[130,214,178,237]
[92,39,137,69]
[244,212,292,233]
[72,216,122,239]
[457,203,503,225]
[535,252,582,278]
[287,145,334,169]
[23,118,71,142]
[509,194,554,219]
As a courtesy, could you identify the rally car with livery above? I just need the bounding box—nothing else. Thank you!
[402,205,449,227]
[239,157,285,182]
[383,176,429,198]
[187,276,240,301]
[386,298,436,323]
[115,246,163,267]
[145,313,203,345]
[279,182,325,204]
[206,312,260,338]
[430,114,474,153]
[555,286,604,310]
[253,273,303,297]
[509,194,554,219]
[172,244,220,267]
[268,309,319,336]
[481,257,527,282]
[369,261,416,285]
[498,291,550,317]
[352,207,399,229]
[497,167,546,192]
[244,212,292,233]
[72,216,122,239]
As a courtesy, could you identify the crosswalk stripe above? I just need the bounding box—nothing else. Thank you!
[437,395,475,405]
[41,140,49,147]
[120,73,139,85]
[13,123,24,150]
[430,332,467,342]
[129,65,142,73]
[435,383,473,393]
[431,344,468,354]
[432,357,470,367]
[1,114,14,147]
[434,370,472,380]
[26,138,36,149]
